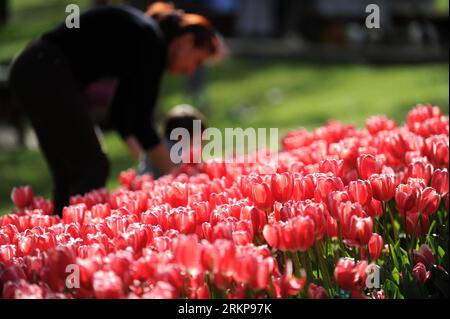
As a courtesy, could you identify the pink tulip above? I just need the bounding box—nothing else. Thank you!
[368,233,383,261]
[412,262,430,283]
[348,180,373,206]
[431,169,449,196]
[271,173,294,203]
[11,186,33,209]
[93,270,124,299]
[369,174,397,202]
[357,154,382,180]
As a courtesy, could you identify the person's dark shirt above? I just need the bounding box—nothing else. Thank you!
[42,5,167,150]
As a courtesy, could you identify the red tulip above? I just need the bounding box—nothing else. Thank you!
[326,191,350,219]
[405,151,424,165]
[0,232,9,245]
[373,290,385,299]
[91,203,111,219]
[141,281,177,299]
[369,174,397,202]
[417,187,440,215]
[0,106,448,300]
[166,182,189,208]
[271,173,294,203]
[17,235,37,256]
[272,202,295,222]
[246,206,267,234]
[263,215,315,252]
[301,174,317,200]
[231,230,252,245]
[93,270,124,299]
[0,244,16,263]
[326,215,339,239]
[342,167,359,186]
[233,254,273,291]
[338,201,365,225]
[262,223,279,248]
[41,246,77,293]
[431,169,449,196]
[203,160,226,179]
[184,274,210,299]
[357,154,382,180]
[119,169,137,188]
[169,207,197,234]
[238,175,254,198]
[251,181,274,210]
[62,204,87,225]
[380,131,409,163]
[334,258,368,291]
[424,135,449,168]
[191,201,211,225]
[366,198,383,218]
[406,213,430,237]
[173,235,202,275]
[366,116,396,134]
[271,260,305,298]
[308,283,328,299]
[11,186,33,209]
[407,105,442,130]
[412,244,435,267]
[395,184,420,215]
[3,280,46,299]
[406,161,434,184]
[368,233,383,261]
[412,262,430,283]
[347,216,373,247]
[348,180,373,206]
[290,215,316,251]
[315,176,344,203]
[352,260,369,289]
[290,174,304,201]
[407,177,427,191]
[0,265,27,287]
[298,201,326,240]
[319,158,344,178]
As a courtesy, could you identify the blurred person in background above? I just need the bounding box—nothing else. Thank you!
[8,2,226,215]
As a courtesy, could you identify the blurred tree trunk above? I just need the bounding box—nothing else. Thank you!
[0,0,9,25]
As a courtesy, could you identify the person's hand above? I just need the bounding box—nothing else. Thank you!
[170,162,200,177]
[124,136,142,161]
[146,143,177,175]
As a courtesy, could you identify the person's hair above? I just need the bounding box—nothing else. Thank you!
[146,2,219,55]
[163,104,208,140]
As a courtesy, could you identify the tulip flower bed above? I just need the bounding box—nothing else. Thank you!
[0,105,448,299]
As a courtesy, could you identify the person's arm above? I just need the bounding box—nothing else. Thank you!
[146,142,176,175]
[124,135,176,175]
[111,80,176,175]
[110,40,176,175]
[124,135,142,162]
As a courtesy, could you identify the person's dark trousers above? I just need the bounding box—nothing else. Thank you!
[8,39,110,216]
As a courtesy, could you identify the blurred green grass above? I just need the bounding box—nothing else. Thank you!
[0,1,449,214]
[436,0,450,12]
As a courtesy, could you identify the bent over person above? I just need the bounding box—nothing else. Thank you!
[9,2,225,215]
